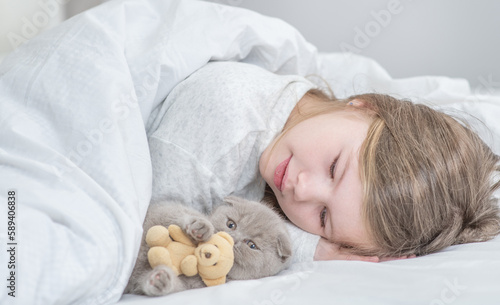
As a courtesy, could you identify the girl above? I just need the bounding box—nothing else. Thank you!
[148,61,500,262]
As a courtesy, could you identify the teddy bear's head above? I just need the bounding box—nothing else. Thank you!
[196,231,234,286]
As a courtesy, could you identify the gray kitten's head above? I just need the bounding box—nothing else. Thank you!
[210,196,292,280]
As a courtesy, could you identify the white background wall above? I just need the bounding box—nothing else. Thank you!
[0,0,106,56]
[1,0,499,90]
[219,0,500,89]
[0,0,65,54]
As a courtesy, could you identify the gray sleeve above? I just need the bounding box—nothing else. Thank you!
[285,222,321,263]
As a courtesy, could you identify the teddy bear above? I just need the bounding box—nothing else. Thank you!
[145,224,235,287]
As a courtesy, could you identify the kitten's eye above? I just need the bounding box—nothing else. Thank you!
[320,207,327,228]
[226,219,237,230]
[245,240,259,250]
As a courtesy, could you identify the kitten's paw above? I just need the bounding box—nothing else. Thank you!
[143,265,176,296]
[186,217,214,242]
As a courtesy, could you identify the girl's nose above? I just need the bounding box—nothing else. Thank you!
[294,171,325,202]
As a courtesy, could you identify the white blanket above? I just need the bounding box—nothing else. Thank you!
[0,0,498,305]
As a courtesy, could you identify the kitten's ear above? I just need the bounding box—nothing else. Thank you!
[276,233,292,263]
[223,196,242,206]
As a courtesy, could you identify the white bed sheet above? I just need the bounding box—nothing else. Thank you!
[0,0,498,304]
[120,237,500,305]
[119,54,500,305]
[122,17,500,305]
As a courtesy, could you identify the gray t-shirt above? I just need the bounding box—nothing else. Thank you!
[148,62,320,262]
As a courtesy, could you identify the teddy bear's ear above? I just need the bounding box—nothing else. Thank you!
[217,231,235,246]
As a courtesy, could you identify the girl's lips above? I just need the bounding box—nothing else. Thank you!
[274,155,292,192]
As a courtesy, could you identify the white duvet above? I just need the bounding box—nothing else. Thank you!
[0,0,498,305]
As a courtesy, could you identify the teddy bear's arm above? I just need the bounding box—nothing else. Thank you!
[202,276,227,287]
[168,224,196,247]
[180,255,199,277]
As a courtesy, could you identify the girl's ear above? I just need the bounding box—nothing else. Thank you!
[348,99,369,109]
[347,99,377,114]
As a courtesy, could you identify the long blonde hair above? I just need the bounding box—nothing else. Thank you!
[356,93,500,256]
[264,89,500,257]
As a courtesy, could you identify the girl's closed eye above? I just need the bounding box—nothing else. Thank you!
[320,207,327,227]
[330,157,339,179]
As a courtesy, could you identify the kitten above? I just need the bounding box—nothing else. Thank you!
[125,196,292,296]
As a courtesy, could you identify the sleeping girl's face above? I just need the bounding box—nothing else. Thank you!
[259,101,376,251]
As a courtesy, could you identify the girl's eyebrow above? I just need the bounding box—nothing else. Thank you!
[327,150,350,242]
[328,149,358,247]
[338,150,351,187]
[328,232,359,252]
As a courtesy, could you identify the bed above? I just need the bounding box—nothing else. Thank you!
[0,0,499,304]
